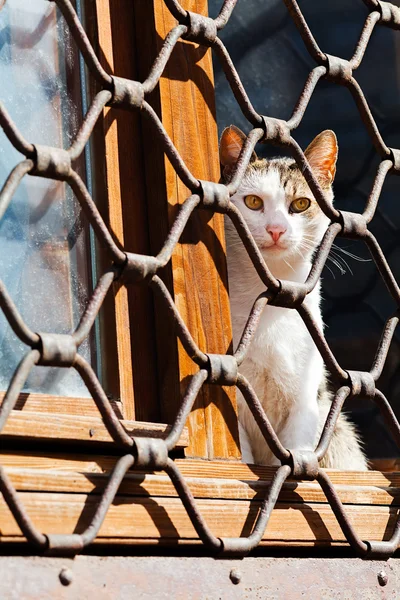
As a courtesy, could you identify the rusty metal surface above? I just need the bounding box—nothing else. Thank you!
[0,555,399,599]
[0,0,400,558]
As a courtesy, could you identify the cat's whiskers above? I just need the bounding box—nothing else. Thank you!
[299,235,368,277]
[323,263,336,279]
[295,240,346,280]
[296,240,316,261]
[295,245,308,262]
[283,257,296,273]
[330,249,352,275]
[327,254,346,275]
[331,243,371,263]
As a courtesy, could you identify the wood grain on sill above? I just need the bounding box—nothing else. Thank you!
[1,412,188,448]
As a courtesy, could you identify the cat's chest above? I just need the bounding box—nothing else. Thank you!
[237,307,316,425]
[248,306,309,372]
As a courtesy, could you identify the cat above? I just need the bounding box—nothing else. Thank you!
[220,125,368,470]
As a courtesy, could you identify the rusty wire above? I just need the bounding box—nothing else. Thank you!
[0,0,400,558]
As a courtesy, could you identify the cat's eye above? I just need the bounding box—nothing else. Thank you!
[290,197,311,213]
[244,195,263,211]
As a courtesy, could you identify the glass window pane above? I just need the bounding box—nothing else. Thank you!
[0,0,94,397]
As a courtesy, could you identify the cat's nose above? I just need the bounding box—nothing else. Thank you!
[267,225,286,243]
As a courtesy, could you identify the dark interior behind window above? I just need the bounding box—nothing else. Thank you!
[210,0,400,460]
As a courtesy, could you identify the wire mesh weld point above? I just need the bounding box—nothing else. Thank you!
[120,253,160,284]
[183,12,217,45]
[339,211,368,239]
[134,437,169,470]
[325,54,353,83]
[32,145,71,180]
[346,370,375,399]
[206,353,238,386]
[260,116,291,146]
[378,1,400,28]
[366,540,398,559]
[198,180,230,212]
[289,449,319,480]
[37,333,77,367]
[110,77,145,110]
[219,536,252,556]
[269,280,308,309]
[45,533,84,555]
[389,148,400,173]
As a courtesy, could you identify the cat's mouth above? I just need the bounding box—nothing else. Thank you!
[260,241,289,252]
[259,240,295,261]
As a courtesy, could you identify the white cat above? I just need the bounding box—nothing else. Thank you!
[221,125,367,470]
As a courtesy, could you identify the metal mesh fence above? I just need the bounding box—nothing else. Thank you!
[0,0,400,558]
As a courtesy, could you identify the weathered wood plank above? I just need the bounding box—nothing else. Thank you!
[1,453,399,547]
[1,413,188,447]
[1,454,400,488]
[0,492,398,546]
[4,468,400,507]
[0,392,123,418]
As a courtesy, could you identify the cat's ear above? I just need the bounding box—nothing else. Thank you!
[220,125,246,167]
[304,130,338,186]
[219,125,257,176]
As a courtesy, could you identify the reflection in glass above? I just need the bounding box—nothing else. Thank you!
[0,0,94,396]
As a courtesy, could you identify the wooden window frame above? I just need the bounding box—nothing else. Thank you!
[1,0,399,552]
[0,0,188,450]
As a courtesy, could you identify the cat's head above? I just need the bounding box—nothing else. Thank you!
[220,125,338,266]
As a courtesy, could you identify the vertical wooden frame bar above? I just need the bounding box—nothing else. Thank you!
[89,1,134,420]
[89,0,160,422]
[134,0,240,459]
[86,0,240,457]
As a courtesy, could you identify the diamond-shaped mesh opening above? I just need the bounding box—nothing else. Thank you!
[0,0,399,559]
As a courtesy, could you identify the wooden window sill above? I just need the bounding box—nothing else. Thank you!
[0,453,398,547]
[1,413,188,448]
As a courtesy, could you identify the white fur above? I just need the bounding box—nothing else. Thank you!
[222,126,367,469]
[226,166,330,465]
